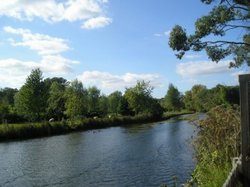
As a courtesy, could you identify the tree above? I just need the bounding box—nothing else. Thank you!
[124,81,153,115]
[15,68,46,121]
[47,81,66,120]
[0,100,9,123]
[99,95,109,116]
[163,83,183,111]
[183,85,208,112]
[0,88,18,123]
[108,91,123,114]
[0,88,18,106]
[87,86,101,116]
[123,80,163,117]
[118,96,132,116]
[64,79,88,119]
[169,0,250,67]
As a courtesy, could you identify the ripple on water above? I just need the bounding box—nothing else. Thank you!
[0,119,197,187]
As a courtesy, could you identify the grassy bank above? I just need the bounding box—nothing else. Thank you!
[0,111,191,142]
[188,105,240,187]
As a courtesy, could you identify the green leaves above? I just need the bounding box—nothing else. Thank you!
[169,25,190,59]
[64,79,88,119]
[169,1,250,67]
[14,68,46,121]
[124,81,163,117]
[169,25,188,51]
[192,105,240,186]
[163,83,183,111]
[205,45,231,62]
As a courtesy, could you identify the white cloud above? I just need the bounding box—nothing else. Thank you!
[82,16,112,29]
[4,26,70,55]
[231,70,249,82]
[154,30,171,37]
[154,33,162,37]
[0,58,38,88]
[0,56,79,88]
[184,54,201,59]
[176,60,232,77]
[0,26,79,88]
[77,71,162,91]
[0,0,111,28]
[164,30,171,36]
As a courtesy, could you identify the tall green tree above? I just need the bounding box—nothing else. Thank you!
[124,81,153,115]
[99,95,109,116]
[0,100,9,123]
[0,88,18,123]
[169,0,250,67]
[108,91,123,114]
[47,81,66,120]
[118,96,132,116]
[0,88,18,106]
[163,83,183,111]
[15,68,46,121]
[64,79,88,119]
[87,86,101,116]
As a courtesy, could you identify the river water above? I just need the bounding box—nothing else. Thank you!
[0,117,197,187]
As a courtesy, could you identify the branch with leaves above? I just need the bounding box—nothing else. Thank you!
[169,0,250,67]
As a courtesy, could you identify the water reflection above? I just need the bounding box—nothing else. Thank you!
[0,118,197,187]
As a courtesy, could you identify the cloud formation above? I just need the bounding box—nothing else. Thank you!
[184,54,201,59]
[82,16,112,29]
[176,60,232,77]
[0,26,79,88]
[4,26,70,55]
[77,71,162,91]
[154,30,171,37]
[0,0,112,29]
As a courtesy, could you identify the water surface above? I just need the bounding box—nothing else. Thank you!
[0,117,197,187]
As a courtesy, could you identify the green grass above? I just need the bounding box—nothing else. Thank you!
[0,112,190,141]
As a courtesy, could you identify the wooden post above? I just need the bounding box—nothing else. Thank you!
[239,74,250,186]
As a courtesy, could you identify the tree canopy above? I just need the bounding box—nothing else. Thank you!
[15,68,46,121]
[169,0,250,67]
[163,83,183,111]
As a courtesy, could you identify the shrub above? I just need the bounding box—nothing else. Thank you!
[191,105,240,186]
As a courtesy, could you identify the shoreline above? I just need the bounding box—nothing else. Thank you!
[0,111,193,142]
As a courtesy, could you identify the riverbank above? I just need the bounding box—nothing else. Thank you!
[0,111,192,142]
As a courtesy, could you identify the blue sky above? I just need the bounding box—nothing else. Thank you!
[0,0,247,98]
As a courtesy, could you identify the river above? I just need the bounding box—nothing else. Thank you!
[0,117,197,187]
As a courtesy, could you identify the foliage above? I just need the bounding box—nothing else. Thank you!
[64,79,88,119]
[183,84,239,112]
[124,80,154,115]
[0,100,9,123]
[108,91,123,114]
[191,105,240,186]
[14,68,46,121]
[0,111,188,141]
[169,0,250,67]
[99,95,109,116]
[163,83,183,111]
[118,96,133,116]
[87,86,101,116]
[183,85,208,112]
[47,81,66,120]
[0,88,18,106]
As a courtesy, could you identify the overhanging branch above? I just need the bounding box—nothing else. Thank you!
[202,40,250,46]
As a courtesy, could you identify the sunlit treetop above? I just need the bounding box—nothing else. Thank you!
[169,0,250,68]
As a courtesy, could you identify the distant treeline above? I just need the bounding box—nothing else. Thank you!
[0,68,239,124]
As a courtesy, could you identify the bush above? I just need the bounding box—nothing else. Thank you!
[191,105,240,186]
